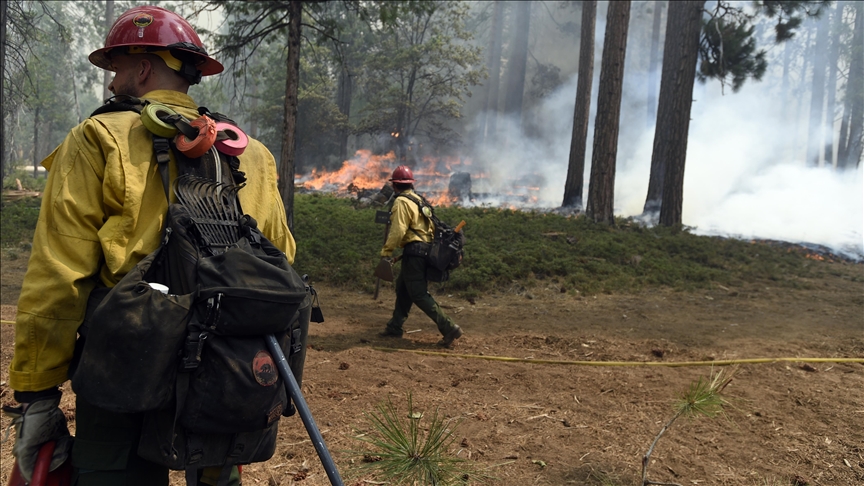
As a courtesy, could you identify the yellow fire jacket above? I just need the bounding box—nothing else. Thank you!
[380,189,434,257]
[10,90,295,392]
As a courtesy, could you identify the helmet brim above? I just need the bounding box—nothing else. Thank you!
[89,45,224,76]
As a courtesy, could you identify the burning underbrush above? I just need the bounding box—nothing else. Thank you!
[295,149,544,209]
[294,150,862,265]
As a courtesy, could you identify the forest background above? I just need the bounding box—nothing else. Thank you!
[0,0,862,258]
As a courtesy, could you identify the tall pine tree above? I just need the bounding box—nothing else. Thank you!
[585,0,630,224]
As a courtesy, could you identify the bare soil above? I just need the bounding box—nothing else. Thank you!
[2,249,863,486]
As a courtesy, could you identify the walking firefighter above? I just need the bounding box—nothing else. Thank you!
[377,165,466,347]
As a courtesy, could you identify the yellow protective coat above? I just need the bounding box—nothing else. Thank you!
[10,90,295,391]
[380,189,434,257]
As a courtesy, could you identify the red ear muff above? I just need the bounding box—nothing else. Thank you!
[214,122,248,156]
[175,116,217,158]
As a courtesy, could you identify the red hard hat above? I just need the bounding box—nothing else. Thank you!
[390,165,415,183]
[89,6,223,78]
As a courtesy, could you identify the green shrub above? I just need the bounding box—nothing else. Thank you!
[1,198,41,247]
[1,192,834,295]
[293,195,826,295]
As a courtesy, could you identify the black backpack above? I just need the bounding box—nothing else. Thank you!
[70,98,316,484]
[397,192,465,282]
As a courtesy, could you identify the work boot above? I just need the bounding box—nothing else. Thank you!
[378,328,403,338]
[436,326,463,348]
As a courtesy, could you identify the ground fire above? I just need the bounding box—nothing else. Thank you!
[295,149,542,208]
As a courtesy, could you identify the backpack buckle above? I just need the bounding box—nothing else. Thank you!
[181,330,209,371]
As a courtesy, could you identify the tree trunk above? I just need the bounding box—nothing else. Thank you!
[102,0,114,101]
[840,0,864,168]
[823,2,843,167]
[654,1,705,226]
[585,0,630,224]
[644,1,703,218]
[806,11,830,167]
[1,0,7,194]
[336,63,352,162]
[33,104,40,178]
[794,27,813,159]
[249,81,259,139]
[561,0,597,210]
[837,97,850,166]
[482,0,504,143]
[278,1,302,232]
[781,34,791,120]
[646,1,664,127]
[503,1,530,124]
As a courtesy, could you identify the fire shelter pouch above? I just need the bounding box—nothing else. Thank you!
[71,247,194,413]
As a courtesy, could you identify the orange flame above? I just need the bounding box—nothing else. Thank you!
[296,149,543,208]
[298,150,396,192]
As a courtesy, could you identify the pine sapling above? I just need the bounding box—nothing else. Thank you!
[352,393,489,485]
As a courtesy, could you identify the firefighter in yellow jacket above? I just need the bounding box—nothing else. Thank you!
[379,166,463,347]
[5,6,293,485]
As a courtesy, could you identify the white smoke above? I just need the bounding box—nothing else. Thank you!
[468,64,863,260]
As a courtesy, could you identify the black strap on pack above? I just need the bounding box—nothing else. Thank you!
[397,192,440,239]
[153,137,173,201]
[89,95,146,117]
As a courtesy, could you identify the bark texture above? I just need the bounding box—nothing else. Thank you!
[823,3,843,167]
[278,1,302,232]
[481,0,504,143]
[654,0,705,226]
[839,1,863,168]
[806,12,830,167]
[647,1,664,127]
[561,0,597,209]
[585,0,630,224]
[1,0,7,191]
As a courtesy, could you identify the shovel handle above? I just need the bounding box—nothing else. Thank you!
[454,220,466,233]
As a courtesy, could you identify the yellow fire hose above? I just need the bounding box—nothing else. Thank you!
[372,347,864,367]
[2,320,859,367]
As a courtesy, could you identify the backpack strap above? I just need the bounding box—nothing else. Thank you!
[153,137,173,202]
[89,95,145,117]
[397,192,443,231]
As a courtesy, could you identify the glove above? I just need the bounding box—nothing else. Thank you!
[3,396,73,482]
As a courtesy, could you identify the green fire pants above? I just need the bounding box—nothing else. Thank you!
[385,254,458,336]
[71,396,240,486]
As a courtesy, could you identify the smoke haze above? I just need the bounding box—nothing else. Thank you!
[468,67,863,260]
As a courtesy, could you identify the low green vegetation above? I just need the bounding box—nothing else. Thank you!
[292,194,838,295]
[2,192,849,295]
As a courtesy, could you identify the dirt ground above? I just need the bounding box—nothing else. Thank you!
[1,249,863,486]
